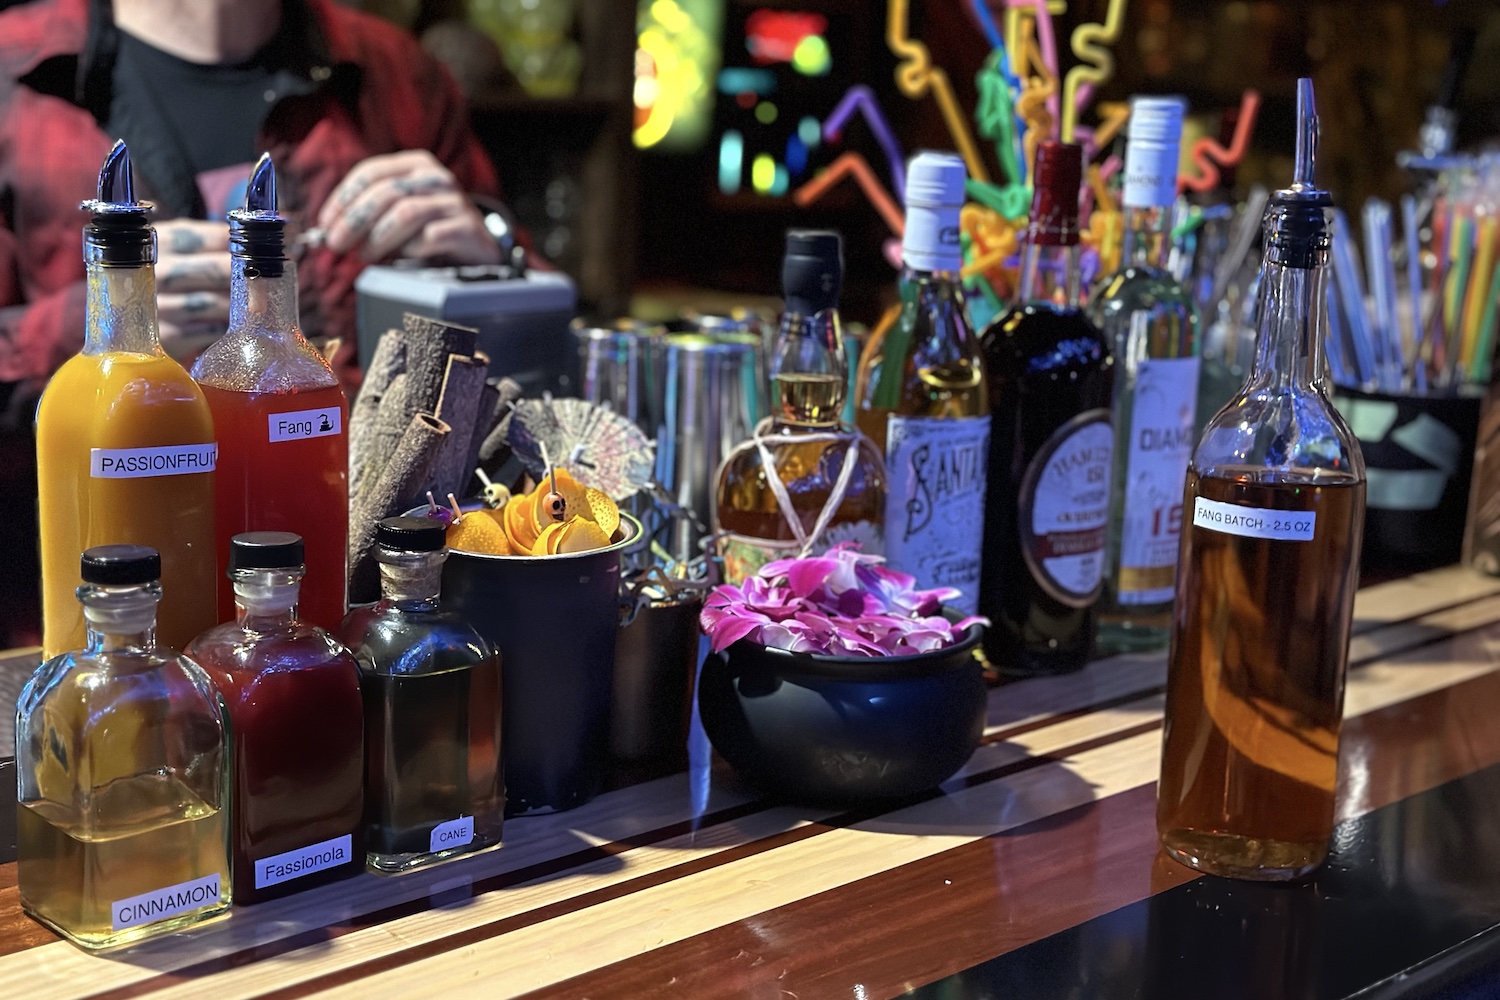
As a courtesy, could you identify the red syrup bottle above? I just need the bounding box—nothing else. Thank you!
[187,532,365,903]
[192,154,349,632]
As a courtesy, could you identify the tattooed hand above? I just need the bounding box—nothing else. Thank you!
[154,219,231,355]
[317,149,501,265]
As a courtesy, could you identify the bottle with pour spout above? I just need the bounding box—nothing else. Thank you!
[1156,79,1366,881]
[192,154,350,631]
[35,141,218,657]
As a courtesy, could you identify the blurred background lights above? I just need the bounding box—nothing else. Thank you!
[633,0,724,150]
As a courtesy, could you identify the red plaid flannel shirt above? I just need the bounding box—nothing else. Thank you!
[0,0,499,397]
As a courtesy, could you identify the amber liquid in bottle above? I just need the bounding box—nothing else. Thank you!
[1157,471,1364,878]
[716,231,886,582]
[18,778,228,944]
[342,519,503,873]
[1157,79,1366,882]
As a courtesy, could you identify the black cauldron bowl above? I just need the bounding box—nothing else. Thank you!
[697,620,987,805]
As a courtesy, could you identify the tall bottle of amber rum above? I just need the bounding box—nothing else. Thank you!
[716,230,886,582]
[16,545,231,949]
[856,152,990,613]
[1088,98,1202,653]
[341,517,503,873]
[979,142,1114,675]
[1157,80,1366,882]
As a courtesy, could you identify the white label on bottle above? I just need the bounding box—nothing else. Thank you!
[1117,357,1200,605]
[883,414,991,615]
[1020,411,1113,607]
[90,443,217,478]
[254,834,353,889]
[112,874,221,931]
[429,815,475,853]
[268,406,342,443]
[1192,497,1317,542]
[1122,141,1179,209]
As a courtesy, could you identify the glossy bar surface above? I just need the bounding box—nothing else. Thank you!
[1,563,1499,997]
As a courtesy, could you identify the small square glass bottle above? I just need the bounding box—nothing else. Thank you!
[186,532,365,903]
[341,517,504,873]
[16,545,232,949]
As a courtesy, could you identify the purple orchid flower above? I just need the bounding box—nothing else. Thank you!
[701,542,987,657]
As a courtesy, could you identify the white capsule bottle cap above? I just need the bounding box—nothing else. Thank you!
[1123,96,1186,209]
[902,151,966,272]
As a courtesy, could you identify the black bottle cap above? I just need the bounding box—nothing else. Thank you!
[81,141,155,265]
[230,531,305,571]
[377,516,446,553]
[81,545,161,586]
[782,229,843,315]
[229,153,288,278]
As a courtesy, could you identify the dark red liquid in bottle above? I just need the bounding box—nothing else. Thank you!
[189,618,365,903]
[203,384,349,631]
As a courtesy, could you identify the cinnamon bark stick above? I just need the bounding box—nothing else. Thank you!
[478,377,525,465]
[348,412,450,604]
[353,372,409,503]
[464,377,502,494]
[402,314,478,423]
[423,354,488,500]
[348,329,405,501]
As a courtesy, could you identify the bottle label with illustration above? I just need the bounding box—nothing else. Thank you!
[719,522,884,586]
[90,443,218,479]
[269,405,342,443]
[883,414,991,615]
[429,815,475,853]
[1117,357,1200,605]
[1019,411,1113,607]
[112,874,221,931]
[1192,497,1317,542]
[254,834,354,889]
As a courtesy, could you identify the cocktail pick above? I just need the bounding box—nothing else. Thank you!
[474,467,511,510]
[538,441,566,523]
[445,493,465,523]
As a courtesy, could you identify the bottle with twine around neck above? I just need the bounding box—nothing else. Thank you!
[714,230,887,584]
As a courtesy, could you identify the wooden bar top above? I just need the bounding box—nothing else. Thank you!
[3,564,1500,998]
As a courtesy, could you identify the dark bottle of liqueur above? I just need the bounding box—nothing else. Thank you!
[340,517,504,873]
[187,532,365,903]
[1157,80,1366,882]
[979,142,1114,676]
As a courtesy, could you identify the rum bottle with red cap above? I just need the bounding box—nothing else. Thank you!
[978,142,1114,676]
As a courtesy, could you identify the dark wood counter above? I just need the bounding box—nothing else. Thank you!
[2,564,1500,998]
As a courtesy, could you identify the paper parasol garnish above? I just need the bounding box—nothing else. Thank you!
[506,395,654,500]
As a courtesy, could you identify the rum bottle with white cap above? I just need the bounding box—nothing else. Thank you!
[856,151,990,614]
[1157,80,1366,881]
[1088,97,1202,653]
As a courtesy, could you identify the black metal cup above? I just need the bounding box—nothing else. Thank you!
[1334,387,1482,571]
[441,511,641,815]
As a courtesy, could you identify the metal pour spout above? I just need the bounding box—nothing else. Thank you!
[245,153,277,214]
[82,140,153,215]
[1292,78,1318,191]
